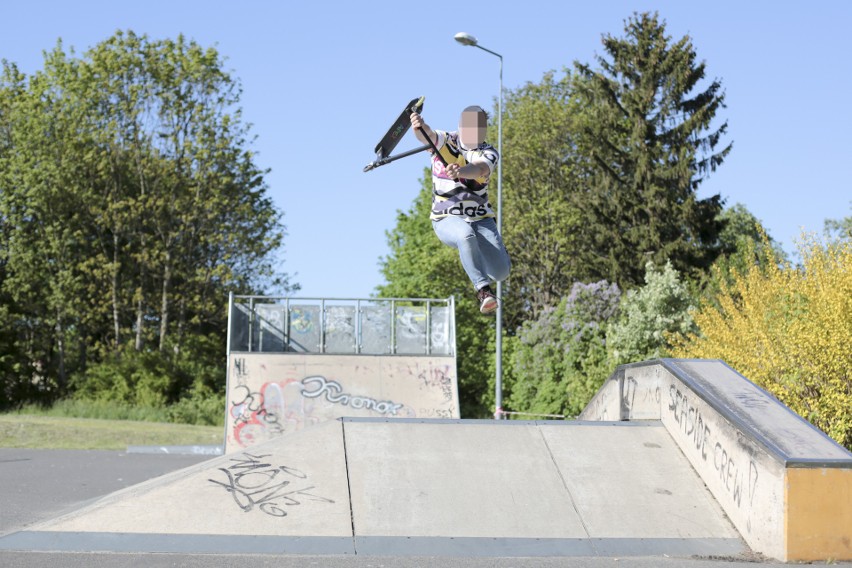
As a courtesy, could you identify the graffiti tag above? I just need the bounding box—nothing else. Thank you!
[209,453,334,517]
[301,375,404,415]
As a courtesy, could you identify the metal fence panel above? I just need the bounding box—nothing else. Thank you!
[361,304,392,354]
[395,305,427,355]
[430,305,452,355]
[229,296,453,356]
[288,305,321,352]
[325,305,356,354]
[229,302,251,352]
[255,303,287,352]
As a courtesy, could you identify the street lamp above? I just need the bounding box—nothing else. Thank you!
[454,32,505,420]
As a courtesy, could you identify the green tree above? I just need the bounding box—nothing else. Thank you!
[0,52,93,392]
[72,31,284,355]
[697,203,785,304]
[825,204,852,242]
[0,31,288,408]
[500,71,586,325]
[717,203,785,264]
[573,11,731,287]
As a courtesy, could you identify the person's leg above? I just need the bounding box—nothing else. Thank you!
[432,216,492,290]
[471,218,511,284]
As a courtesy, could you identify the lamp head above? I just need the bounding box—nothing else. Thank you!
[454,32,478,47]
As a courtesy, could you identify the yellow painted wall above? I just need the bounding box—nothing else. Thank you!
[785,467,852,561]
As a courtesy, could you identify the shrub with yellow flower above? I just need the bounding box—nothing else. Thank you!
[671,233,852,449]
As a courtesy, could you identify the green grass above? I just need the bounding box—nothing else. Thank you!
[0,414,224,450]
[12,397,225,426]
[14,399,174,422]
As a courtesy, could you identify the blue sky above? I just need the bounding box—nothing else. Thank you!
[2,1,850,299]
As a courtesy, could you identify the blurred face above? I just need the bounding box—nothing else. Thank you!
[459,109,486,148]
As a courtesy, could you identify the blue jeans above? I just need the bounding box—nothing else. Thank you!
[432,216,510,291]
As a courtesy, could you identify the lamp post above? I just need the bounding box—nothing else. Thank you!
[454,32,505,420]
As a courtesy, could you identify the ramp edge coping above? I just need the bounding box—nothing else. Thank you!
[337,417,664,427]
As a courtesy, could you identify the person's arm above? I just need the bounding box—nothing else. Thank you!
[447,146,497,180]
[446,161,490,179]
[410,112,438,147]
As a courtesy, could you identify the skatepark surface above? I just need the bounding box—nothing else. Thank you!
[2,359,850,567]
[2,424,792,568]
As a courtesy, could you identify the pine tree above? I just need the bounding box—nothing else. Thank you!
[574,11,731,287]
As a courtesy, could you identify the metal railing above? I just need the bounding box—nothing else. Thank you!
[227,294,456,356]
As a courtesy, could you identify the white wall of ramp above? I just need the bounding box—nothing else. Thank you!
[2,417,746,558]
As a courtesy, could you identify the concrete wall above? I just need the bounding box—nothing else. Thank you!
[225,354,459,452]
[660,366,786,559]
[580,359,852,562]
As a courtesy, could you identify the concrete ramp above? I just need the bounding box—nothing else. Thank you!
[0,418,745,557]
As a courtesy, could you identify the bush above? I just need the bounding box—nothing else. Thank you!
[71,348,179,408]
[607,261,697,366]
[167,387,225,426]
[671,234,852,449]
[508,281,620,417]
[68,335,226,426]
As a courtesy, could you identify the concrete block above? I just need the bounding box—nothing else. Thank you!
[579,363,663,421]
[660,366,787,559]
[578,375,620,421]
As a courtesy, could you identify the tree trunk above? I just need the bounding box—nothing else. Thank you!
[175,297,185,355]
[135,296,144,351]
[112,233,121,350]
[135,150,147,352]
[55,310,66,391]
[77,324,87,374]
[135,244,145,351]
[159,252,171,351]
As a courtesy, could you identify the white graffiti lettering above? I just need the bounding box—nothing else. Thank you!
[301,375,404,416]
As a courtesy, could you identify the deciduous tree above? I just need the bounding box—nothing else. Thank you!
[0,31,289,407]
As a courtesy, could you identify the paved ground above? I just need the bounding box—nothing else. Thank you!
[0,551,799,568]
[3,440,845,567]
[0,448,209,536]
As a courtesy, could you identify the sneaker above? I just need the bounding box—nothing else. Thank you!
[476,285,498,315]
